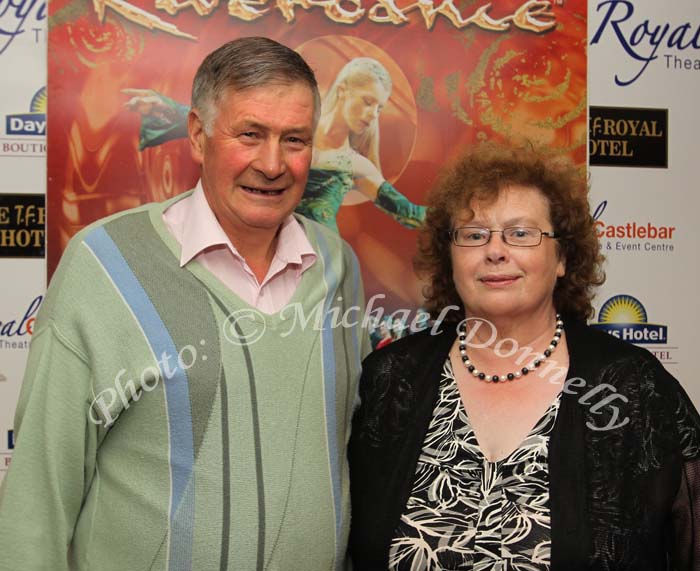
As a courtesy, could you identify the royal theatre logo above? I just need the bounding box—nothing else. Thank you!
[2,86,46,157]
[591,294,675,364]
[590,0,700,86]
[0,295,42,350]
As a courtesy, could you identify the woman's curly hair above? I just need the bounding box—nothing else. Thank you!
[414,141,605,322]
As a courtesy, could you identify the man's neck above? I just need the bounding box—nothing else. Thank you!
[223,221,280,283]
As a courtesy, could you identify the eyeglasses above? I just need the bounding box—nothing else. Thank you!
[450,226,558,247]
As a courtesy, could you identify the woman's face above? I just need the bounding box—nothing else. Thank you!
[339,78,390,135]
[450,185,566,322]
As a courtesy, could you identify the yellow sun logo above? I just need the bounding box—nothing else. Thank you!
[29,87,47,114]
[598,295,647,324]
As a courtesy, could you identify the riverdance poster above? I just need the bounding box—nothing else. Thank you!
[46,0,587,338]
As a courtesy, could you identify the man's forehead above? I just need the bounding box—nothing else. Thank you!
[216,83,315,127]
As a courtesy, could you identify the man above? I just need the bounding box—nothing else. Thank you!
[0,38,369,570]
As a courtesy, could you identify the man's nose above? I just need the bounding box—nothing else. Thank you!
[255,141,285,179]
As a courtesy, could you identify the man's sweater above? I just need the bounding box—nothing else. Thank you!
[0,193,370,571]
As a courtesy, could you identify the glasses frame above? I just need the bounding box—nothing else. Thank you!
[449,226,559,248]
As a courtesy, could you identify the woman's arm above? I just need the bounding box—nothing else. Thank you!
[123,89,190,150]
[351,153,426,229]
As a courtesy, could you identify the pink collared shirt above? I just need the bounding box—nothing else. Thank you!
[163,182,317,314]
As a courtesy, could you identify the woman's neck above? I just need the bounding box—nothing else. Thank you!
[461,307,561,368]
[316,110,351,151]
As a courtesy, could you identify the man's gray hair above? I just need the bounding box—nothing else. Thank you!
[192,37,321,134]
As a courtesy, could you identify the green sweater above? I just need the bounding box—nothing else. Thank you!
[0,194,370,571]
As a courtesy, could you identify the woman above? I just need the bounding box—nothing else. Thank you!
[348,142,700,570]
[124,58,425,231]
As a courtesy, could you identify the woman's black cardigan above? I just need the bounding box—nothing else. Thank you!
[349,316,700,570]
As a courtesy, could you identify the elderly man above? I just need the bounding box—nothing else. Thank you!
[0,38,369,570]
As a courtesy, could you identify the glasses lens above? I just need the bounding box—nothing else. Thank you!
[454,227,489,246]
[503,227,541,246]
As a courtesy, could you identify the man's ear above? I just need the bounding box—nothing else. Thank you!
[188,109,206,164]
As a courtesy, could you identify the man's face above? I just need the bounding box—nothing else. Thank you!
[188,82,315,243]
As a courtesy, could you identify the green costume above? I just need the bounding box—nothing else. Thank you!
[0,193,370,571]
[137,96,426,230]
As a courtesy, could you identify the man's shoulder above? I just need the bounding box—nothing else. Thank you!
[70,193,187,248]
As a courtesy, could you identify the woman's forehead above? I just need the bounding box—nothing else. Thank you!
[453,185,551,224]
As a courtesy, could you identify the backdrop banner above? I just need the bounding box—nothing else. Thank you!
[588,0,699,405]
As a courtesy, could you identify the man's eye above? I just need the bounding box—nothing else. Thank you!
[285,137,308,147]
[241,132,258,139]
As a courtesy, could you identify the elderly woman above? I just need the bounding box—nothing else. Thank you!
[348,142,700,570]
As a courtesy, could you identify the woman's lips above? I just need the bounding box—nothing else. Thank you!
[479,275,521,287]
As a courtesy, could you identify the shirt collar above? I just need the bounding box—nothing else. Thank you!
[178,181,316,270]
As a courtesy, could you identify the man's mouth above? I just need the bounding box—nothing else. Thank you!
[242,185,284,196]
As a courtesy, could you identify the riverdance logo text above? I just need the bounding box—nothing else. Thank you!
[93,0,558,40]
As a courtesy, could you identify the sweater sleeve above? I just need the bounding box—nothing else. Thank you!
[0,323,98,571]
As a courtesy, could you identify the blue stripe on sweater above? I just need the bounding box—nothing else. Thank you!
[314,230,342,568]
[84,227,195,571]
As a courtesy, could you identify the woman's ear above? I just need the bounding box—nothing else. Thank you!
[337,82,347,101]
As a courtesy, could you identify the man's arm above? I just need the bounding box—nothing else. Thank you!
[0,324,97,570]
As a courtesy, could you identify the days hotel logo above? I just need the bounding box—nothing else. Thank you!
[5,86,46,136]
[591,295,667,344]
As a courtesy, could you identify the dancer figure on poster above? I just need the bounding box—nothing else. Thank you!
[125,57,426,232]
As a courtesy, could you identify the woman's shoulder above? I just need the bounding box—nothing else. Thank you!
[364,325,456,367]
[567,318,662,375]
[568,319,700,439]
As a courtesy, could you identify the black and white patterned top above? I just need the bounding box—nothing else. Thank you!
[389,359,561,571]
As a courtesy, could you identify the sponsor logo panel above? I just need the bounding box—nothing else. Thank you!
[592,200,676,255]
[0,194,45,257]
[0,0,46,57]
[591,295,676,365]
[1,86,46,157]
[591,0,700,86]
[0,295,42,349]
[589,106,667,168]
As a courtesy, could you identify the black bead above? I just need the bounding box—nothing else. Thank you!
[554,332,562,338]
[459,335,466,341]
[468,365,475,372]
[521,368,529,375]
[534,360,541,367]
[462,355,469,362]
[544,349,552,357]
[551,339,558,346]
[491,375,499,382]
[478,372,486,380]
[507,373,515,380]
